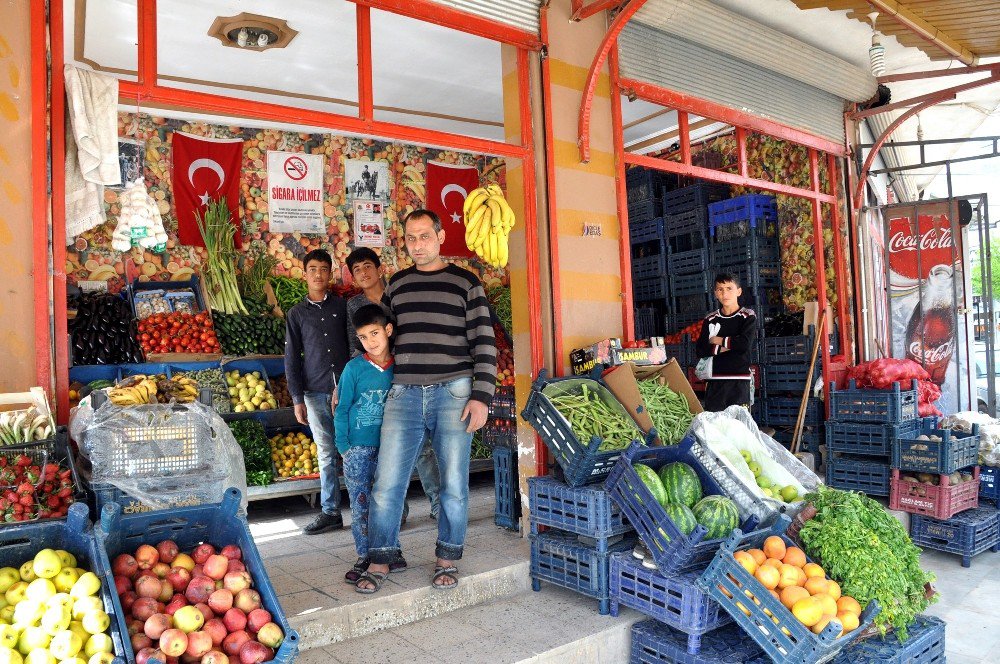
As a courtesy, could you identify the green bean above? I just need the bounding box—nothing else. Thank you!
[636,380,694,445]
[548,383,639,451]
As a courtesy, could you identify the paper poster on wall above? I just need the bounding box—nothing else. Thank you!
[117,139,144,188]
[353,199,387,247]
[266,151,326,234]
[345,158,391,202]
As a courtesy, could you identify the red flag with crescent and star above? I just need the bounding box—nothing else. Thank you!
[425,161,479,258]
[171,132,244,248]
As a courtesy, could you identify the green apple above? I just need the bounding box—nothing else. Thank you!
[0,608,14,625]
[32,550,62,580]
[25,579,56,603]
[83,633,112,657]
[69,575,99,600]
[46,595,73,613]
[780,486,799,502]
[756,476,772,489]
[16,626,50,655]
[54,552,76,571]
[70,598,101,623]
[80,610,108,636]
[0,646,21,664]
[0,570,20,595]
[0,625,17,650]
[86,652,113,664]
[747,462,762,477]
[740,450,752,463]
[23,650,54,664]
[12,600,43,628]
[48,629,83,660]
[41,605,71,635]
[15,565,33,585]
[68,621,88,645]
[3,584,26,608]
[53,569,79,595]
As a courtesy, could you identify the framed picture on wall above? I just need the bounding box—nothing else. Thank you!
[345,158,391,202]
[117,138,144,188]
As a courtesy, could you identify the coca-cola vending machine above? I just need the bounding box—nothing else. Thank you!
[886,200,972,414]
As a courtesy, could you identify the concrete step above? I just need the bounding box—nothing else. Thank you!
[298,584,642,664]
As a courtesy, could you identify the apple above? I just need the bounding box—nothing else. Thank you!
[202,651,230,664]
[192,565,205,580]
[256,622,284,649]
[49,628,84,660]
[160,628,188,657]
[221,631,250,658]
[165,594,188,616]
[222,608,246,633]
[132,597,160,622]
[135,545,160,570]
[143,613,173,640]
[185,577,215,605]
[120,590,138,614]
[226,560,246,575]
[82,608,111,635]
[192,545,216,566]
[113,554,138,580]
[158,580,175,603]
[208,590,233,615]
[54,567,81,593]
[173,554,196,572]
[233,590,261,615]
[114,575,132,594]
[158,541,180,565]
[0,567,20,593]
[137,569,158,580]
[245,609,271,634]
[195,603,215,622]
[167,567,192,593]
[4,581,27,605]
[135,576,163,599]
[174,605,205,634]
[222,572,251,595]
[127,619,143,637]
[153,563,171,579]
[202,556,229,582]
[132,632,153,651]
[238,640,275,664]
[136,648,166,664]
[202,619,227,647]
[220,546,241,562]
[185,631,213,658]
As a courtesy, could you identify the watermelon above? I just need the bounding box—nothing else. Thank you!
[692,495,740,540]
[663,503,698,536]
[658,462,702,508]
[633,464,669,507]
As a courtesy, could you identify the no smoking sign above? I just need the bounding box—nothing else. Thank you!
[284,156,308,181]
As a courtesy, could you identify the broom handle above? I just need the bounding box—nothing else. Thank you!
[792,310,826,456]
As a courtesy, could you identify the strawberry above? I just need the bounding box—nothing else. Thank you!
[16,483,33,496]
[57,488,73,499]
[18,496,32,507]
[15,456,30,468]
[38,509,52,519]
[45,496,60,509]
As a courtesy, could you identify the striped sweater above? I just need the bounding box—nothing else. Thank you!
[385,264,497,405]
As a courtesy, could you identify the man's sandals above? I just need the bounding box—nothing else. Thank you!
[431,566,459,590]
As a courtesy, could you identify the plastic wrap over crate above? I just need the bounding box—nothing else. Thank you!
[690,406,820,525]
[76,400,248,515]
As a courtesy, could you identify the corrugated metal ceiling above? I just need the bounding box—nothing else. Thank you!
[427,0,543,35]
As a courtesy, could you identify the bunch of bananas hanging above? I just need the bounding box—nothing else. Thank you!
[108,375,159,406]
[463,184,515,268]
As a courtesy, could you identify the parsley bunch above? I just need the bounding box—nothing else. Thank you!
[799,486,937,640]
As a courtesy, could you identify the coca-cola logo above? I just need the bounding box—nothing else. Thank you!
[907,338,955,364]
[888,215,956,280]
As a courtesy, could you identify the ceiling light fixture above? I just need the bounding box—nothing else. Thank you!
[867,12,886,77]
[208,13,297,52]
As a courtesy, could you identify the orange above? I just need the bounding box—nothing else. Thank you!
[814,593,839,618]
[754,565,780,590]
[804,577,829,596]
[747,549,767,567]
[826,580,842,601]
[802,563,825,579]
[837,610,860,633]
[811,614,843,637]
[836,596,862,616]
[777,564,802,590]
[794,567,808,587]
[791,596,823,627]
[763,536,787,561]
[734,551,757,576]
[782,547,807,568]
[763,558,783,569]
[780,585,810,610]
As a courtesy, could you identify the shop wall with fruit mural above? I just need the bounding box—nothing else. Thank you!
[66,112,510,294]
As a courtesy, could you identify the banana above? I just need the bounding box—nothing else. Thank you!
[474,209,492,249]
[497,197,516,232]
[402,164,424,181]
[498,236,509,268]
[170,267,195,282]
[463,187,488,217]
[475,242,484,258]
[486,184,504,198]
[486,198,503,231]
[489,232,499,267]
[404,181,426,200]
[88,266,119,281]
[466,214,482,247]
[466,202,489,230]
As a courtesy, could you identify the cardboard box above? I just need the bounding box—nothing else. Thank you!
[602,360,703,441]
[569,339,671,375]
[803,301,834,336]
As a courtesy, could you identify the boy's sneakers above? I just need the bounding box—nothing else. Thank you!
[303,511,343,535]
[345,557,370,584]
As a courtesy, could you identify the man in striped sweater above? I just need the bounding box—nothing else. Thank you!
[356,209,496,593]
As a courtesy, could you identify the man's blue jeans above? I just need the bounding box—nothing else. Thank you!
[303,391,342,516]
[368,378,473,564]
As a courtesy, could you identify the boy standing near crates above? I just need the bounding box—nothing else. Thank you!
[695,273,758,411]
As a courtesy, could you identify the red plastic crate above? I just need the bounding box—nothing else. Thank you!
[889,467,980,520]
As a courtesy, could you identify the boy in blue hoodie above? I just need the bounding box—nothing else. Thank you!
[335,304,399,583]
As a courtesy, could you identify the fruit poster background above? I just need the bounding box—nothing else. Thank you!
[887,201,970,413]
[66,112,510,293]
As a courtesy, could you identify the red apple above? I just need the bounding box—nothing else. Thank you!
[195,603,215,622]
[113,553,139,579]
[192,544,216,565]
[127,619,143,637]
[160,628,189,657]
[115,575,133,594]
[167,567,193,592]
[165,594,188,616]
[223,571,251,595]
[132,633,153,652]
[185,577,215,605]
[221,631,250,658]
[256,622,284,649]
[202,619,227,646]
[226,560,246,574]
[233,590,261,615]
[138,569,159,580]
[135,544,160,570]
[222,608,246,633]
[202,651,230,664]
[192,565,205,579]
[136,576,164,600]
[144,613,173,640]
[121,590,139,614]
[132,597,160,622]
[220,545,242,561]
[153,562,171,579]
[136,648,166,664]
[158,580,176,603]
[158,540,180,565]
[245,609,271,634]
[238,641,274,664]
[203,555,229,581]
[185,631,213,658]
[208,589,233,614]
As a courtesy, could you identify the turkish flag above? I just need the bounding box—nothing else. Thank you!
[171,132,244,248]
[425,161,479,258]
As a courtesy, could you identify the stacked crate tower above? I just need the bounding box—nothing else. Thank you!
[759,327,827,454]
[627,167,672,340]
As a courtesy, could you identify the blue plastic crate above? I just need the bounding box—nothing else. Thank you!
[635,306,659,340]
[829,380,919,424]
[634,277,668,302]
[665,210,710,253]
[120,362,171,378]
[627,168,666,205]
[630,619,764,664]
[741,289,783,321]
[630,216,666,245]
[910,506,1000,567]
[708,195,778,240]
[981,465,1000,506]
[528,476,632,544]
[720,261,782,291]
[663,183,730,216]
[662,335,694,369]
[97,488,300,664]
[494,445,520,530]
[530,529,633,615]
[90,476,225,517]
[825,419,922,457]
[667,310,709,335]
[668,248,711,274]
[629,198,663,222]
[604,437,775,574]
[610,554,732,651]
[826,455,890,497]
[697,531,880,664]
[670,272,713,298]
[764,397,823,428]
[764,362,821,394]
[632,253,667,280]
[0,503,130,663]
[893,418,981,475]
[762,327,833,366]
[487,385,516,421]
[771,426,824,454]
[70,364,122,385]
[128,276,207,318]
[522,370,651,487]
[711,235,780,267]
[830,614,945,664]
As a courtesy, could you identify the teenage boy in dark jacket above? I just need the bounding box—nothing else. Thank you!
[695,273,758,411]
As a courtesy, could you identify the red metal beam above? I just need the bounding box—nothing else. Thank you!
[827,154,851,362]
[356,5,374,122]
[678,111,691,166]
[52,0,69,421]
[540,8,564,377]
[622,77,847,157]
[572,0,628,21]
[609,47,634,343]
[346,0,542,50]
[735,126,748,178]
[850,68,1000,121]
[578,0,649,163]
[30,0,51,398]
[878,63,1000,84]
[810,149,831,408]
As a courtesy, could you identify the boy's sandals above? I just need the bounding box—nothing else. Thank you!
[344,557,370,584]
[354,570,388,594]
[431,566,459,590]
